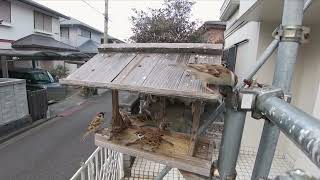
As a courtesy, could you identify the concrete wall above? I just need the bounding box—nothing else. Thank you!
[0,78,29,125]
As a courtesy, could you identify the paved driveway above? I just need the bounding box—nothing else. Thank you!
[0,92,112,180]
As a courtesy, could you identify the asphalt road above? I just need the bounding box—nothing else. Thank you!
[0,92,112,180]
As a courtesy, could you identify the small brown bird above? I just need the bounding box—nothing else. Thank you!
[181,63,238,93]
[82,112,105,141]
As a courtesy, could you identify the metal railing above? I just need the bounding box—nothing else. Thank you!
[70,147,124,180]
[218,0,319,179]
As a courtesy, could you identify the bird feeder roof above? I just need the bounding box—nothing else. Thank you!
[61,43,225,100]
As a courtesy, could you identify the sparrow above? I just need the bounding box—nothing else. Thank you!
[176,63,238,93]
[82,112,105,141]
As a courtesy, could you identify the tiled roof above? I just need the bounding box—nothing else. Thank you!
[12,34,78,52]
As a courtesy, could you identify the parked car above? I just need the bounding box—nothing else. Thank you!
[0,68,66,101]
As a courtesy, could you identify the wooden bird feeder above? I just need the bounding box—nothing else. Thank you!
[61,43,227,177]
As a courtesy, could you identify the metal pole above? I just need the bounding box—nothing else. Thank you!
[196,102,225,136]
[104,0,109,44]
[252,0,305,179]
[236,0,313,90]
[236,39,280,89]
[304,0,313,11]
[257,97,320,168]
[218,92,247,180]
[155,166,172,180]
[1,56,9,78]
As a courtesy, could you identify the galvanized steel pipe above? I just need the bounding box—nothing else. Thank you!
[218,90,247,179]
[258,97,320,168]
[218,109,246,179]
[238,0,313,91]
[252,0,305,179]
[155,166,172,180]
[237,39,280,89]
[196,102,225,136]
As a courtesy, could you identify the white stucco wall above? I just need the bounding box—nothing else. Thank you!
[91,31,103,44]
[225,9,240,30]
[60,26,78,47]
[225,21,268,149]
[239,0,257,16]
[52,17,60,40]
[0,0,60,49]
[76,28,102,47]
[0,1,33,48]
[62,26,102,47]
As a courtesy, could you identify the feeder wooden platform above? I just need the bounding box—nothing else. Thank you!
[60,43,224,101]
[95,127,216,177]
[61,43,226,177]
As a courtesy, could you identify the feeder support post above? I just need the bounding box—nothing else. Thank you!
[218,89,246,180]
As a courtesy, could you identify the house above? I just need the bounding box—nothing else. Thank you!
[221,0,320,177]
[0,0,80,71]
[60,18,123,73]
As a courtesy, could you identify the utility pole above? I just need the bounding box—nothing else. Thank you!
[104,0,108,44]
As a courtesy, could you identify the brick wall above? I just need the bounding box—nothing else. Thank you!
[202,28,225,44]
[200,21,226,44]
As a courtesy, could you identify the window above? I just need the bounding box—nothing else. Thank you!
[80,28,91,38]
[34,11,52,32]
[60,27,69,38]
[0,0,11,23]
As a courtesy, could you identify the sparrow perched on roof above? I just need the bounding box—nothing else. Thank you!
[82,112,105,141]
[181,63,238,93]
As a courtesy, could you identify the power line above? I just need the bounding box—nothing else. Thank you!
[79,0,110,22]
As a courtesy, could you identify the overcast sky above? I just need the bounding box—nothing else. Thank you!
[34,0,223,41]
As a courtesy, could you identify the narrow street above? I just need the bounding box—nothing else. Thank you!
[0,92,112,180]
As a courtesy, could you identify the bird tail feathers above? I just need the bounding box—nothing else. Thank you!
[81,131,90,142]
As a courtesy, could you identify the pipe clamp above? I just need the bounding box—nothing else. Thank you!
[238,84,284,119]
[272,25,310,43]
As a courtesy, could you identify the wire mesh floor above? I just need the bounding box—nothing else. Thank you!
[125,146,294,180]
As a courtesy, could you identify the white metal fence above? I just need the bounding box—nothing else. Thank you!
[70,147,124,180]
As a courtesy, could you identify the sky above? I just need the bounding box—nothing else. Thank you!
[34,0,223,41]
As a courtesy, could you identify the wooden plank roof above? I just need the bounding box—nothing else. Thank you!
[61,43,224,100]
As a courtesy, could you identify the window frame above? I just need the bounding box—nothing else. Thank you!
[34,11,52,33]
[60,27,70,39]
[80,28,91,38]
[0,0,11,23]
